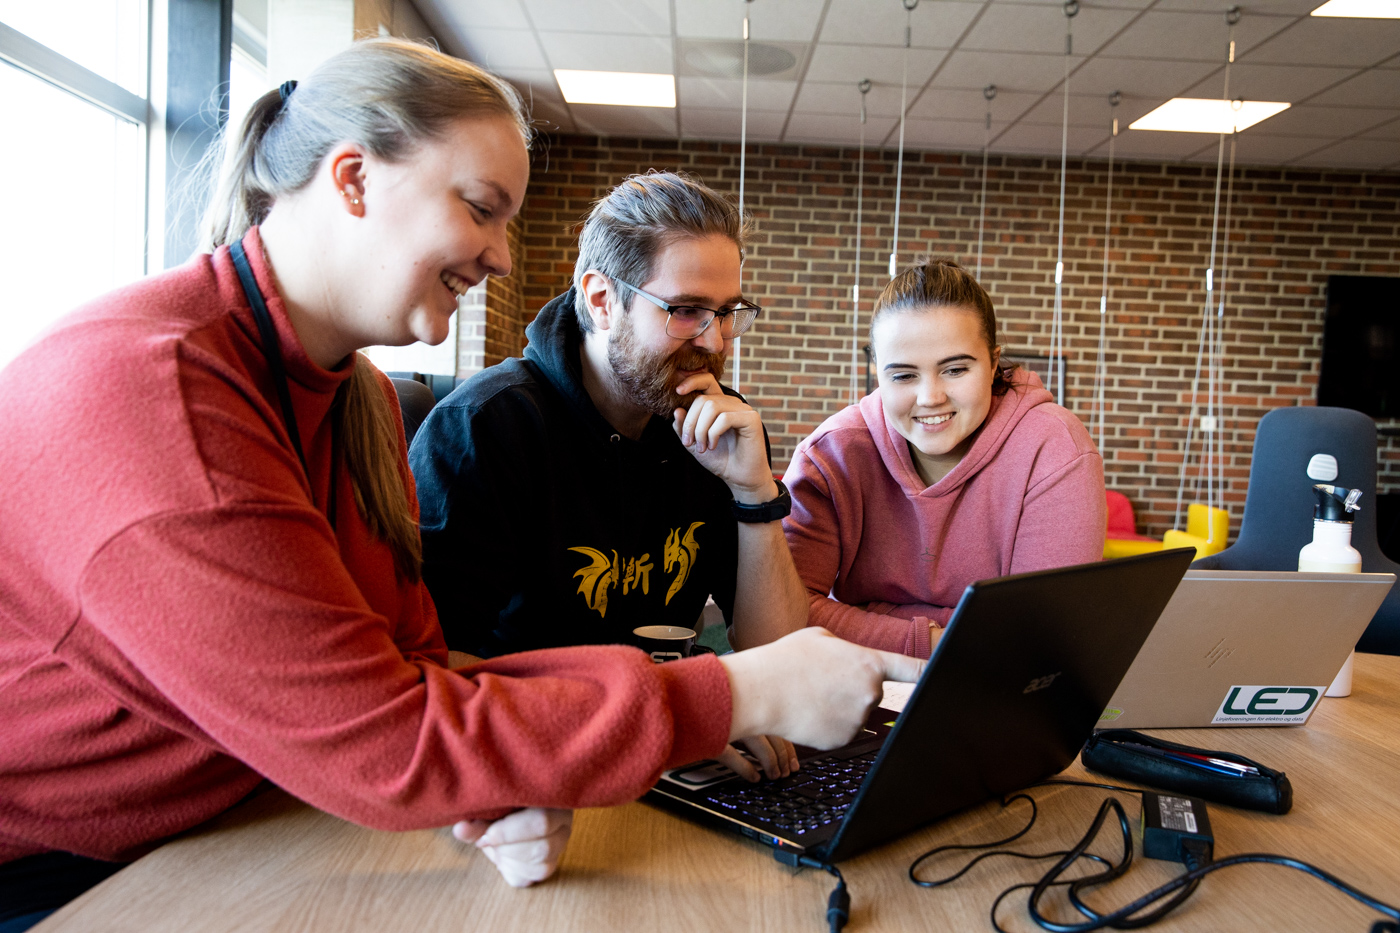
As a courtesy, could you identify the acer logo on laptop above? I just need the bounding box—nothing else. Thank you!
[1211,685,1325,725]
[1023,672,1062,694]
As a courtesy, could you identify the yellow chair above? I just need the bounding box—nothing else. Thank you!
[1161,504,1230,560]
[1103,537,1163,559]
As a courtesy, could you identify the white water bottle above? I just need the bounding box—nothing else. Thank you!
[1297,484,1363,697]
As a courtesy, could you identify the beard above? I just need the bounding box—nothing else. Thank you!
[607,311,728,417]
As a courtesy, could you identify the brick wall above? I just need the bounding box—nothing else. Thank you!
[456,280,488,374]
[458,214,526,373]
[511,134,1400,539]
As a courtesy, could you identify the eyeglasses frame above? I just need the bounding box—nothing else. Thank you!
[610,277,762,340]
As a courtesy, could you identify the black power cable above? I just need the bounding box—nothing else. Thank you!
[905,780,1400,933]
[910,793,1114,890]
[774,850,849,933]
[1021,797,1200,931]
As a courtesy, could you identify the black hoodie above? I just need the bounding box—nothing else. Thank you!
[410,289,742,657]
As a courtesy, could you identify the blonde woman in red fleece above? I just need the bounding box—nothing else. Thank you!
[783,259,1106,659]
[0,40,921,929]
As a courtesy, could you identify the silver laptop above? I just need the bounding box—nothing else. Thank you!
[1098,569,1394,730]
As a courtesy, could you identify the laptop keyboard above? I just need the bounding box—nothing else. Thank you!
[702,744,881,837]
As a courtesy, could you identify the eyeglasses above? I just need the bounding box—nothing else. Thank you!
[612,277,762,340]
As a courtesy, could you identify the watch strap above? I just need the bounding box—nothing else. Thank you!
[732,478,792,523]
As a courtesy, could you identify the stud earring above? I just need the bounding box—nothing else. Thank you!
[343,189,360,206]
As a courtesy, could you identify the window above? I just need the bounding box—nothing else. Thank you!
[0,0,145,94]
[362,314,462,378]
[229,0,269,136]
[0,1,149,369]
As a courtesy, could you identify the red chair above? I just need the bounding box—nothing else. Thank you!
[1103,490,1162,559]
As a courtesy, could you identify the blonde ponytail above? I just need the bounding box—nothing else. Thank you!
[342,357,423,580]
[201,39,529,580]
[201,89,286,251]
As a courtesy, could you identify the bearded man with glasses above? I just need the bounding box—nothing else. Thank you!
[410,171,809,783]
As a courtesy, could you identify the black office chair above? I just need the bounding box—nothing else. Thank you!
[385,371,463,404]
[1193,406,1400,654]
[389,377,437,446]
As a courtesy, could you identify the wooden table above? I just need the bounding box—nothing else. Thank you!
[37,655,1400,933]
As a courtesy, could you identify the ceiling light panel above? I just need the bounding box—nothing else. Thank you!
[554,70,676,107]
[1311,1,1400,18]
[1129,98,1292,133]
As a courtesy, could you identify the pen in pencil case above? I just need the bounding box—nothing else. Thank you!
[1159,747,1261,775]
[1119,742,1254,777]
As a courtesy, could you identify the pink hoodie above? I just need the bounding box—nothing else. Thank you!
[783,369,1105,658]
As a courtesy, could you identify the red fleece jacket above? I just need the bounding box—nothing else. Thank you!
[783,370,1106,658]
[0,229,730,864]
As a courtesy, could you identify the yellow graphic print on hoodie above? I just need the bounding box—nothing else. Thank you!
[570,522,704,618]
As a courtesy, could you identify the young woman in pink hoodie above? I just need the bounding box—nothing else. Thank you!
[783,259,1106,658]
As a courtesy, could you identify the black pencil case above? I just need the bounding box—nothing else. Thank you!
[1082,729,1293,814]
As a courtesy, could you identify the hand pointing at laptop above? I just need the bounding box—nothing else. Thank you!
[453,628,924,887]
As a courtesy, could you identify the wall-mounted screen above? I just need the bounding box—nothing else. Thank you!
[1318,275,1400,419]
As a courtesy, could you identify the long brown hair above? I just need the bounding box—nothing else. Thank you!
[201,39,529,580]
[871,258,1017,396]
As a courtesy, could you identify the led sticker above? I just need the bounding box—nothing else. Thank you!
[1212,685,1326,725]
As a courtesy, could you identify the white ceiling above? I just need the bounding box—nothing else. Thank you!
[416,0,1400,170]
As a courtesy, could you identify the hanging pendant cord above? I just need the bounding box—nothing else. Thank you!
[976,84,996,280]
[1216,127,1238,520]
[734,0,753,396]
[1049,0,1077,404]
[1096,90,1120,455]
[889,0,916,279]
[1174,5,1238,534]
[853,79,871,405]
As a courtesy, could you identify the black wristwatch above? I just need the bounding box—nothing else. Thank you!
[732,479,792,523]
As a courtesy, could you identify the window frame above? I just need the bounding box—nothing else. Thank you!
[0,0,233,278]
[0,19,148,125]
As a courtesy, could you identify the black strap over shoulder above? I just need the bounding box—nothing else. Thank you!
[229,238,332,528]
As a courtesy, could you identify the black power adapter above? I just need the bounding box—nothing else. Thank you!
[904,783,1400,933]
[1140,791,1214,869]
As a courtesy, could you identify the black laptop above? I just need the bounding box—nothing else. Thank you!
[646,548,1195,863]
